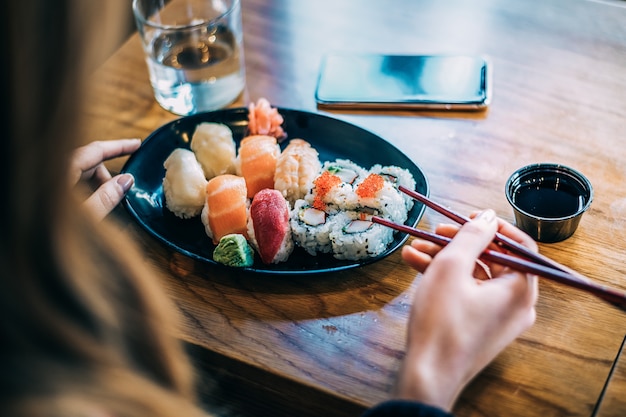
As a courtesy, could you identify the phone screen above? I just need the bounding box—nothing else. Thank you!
[315,54,491,110]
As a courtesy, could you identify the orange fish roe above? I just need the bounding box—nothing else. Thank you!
[312,171,341,210]
[356,173,384,198]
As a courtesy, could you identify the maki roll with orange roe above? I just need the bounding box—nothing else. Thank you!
[354,172,407,224]
[370,164,416,211]
[328,210,394,261]
[290,198,335,256]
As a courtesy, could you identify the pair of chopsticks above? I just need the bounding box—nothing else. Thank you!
[371,185,626,312]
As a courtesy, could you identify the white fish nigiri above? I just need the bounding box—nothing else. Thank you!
[162,148,208,219]
[190,122,237,179]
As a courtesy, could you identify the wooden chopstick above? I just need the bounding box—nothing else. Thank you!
[371,216,626,312]
[398,185,591,284]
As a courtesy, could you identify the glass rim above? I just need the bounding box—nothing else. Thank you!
[132,0,239,31]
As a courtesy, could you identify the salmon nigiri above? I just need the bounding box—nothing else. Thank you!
[236,135,280,198]
[247,189,293,264]
[201,174,249,245]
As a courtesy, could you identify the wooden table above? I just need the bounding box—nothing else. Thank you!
[84,0,626,415]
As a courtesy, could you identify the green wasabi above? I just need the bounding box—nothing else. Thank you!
[213,234,255,267]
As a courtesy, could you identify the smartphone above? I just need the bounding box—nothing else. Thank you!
[315,53,491,111]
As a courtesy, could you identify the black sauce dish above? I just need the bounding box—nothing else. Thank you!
[505,163,593,243]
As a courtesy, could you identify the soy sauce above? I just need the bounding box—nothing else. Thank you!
[512,176,585,218]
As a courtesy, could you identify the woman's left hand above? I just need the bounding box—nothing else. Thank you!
[70,139,142,220]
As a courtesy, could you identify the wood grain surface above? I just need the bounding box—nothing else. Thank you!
[595,336,626,417]
[84,0,626,415]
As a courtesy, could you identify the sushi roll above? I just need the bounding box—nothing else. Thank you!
[201,174,249,245]
[354,173,408,224]
[274,138,322,205]
[328,211,395,261]
[190,122,237,179]
[290,199,334,256]
[213,234,255,268]
[236,135,281,198]
[370,164,416,211]
[304,159,370,213]
[304,170,358,214]
[162,148,208,219]
[321,159,368,186]
[247,189,294,264]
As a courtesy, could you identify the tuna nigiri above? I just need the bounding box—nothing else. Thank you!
[247,189,294,264]
[201,174,249,245]
[236,135,281,198]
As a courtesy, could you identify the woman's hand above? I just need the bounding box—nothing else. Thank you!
[396,209,538,411]
[70,139,142,220]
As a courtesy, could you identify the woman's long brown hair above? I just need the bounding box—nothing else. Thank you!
[1,1,209,416]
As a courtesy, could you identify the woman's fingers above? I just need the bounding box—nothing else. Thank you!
[70,139,141,185]
[467,211,538,253]
[404,211,537,280]
[401,245,434,272]
[70,139,142,219]
[426,210,498,282]
[82,173,134,221]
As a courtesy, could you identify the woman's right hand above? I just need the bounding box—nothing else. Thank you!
[396,209,539,411]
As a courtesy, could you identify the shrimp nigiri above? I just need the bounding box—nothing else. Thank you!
[201,174,249,245]
[236,135,281,199]
[274,138,321,205]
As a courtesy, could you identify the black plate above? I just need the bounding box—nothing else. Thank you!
[121,108,429,275]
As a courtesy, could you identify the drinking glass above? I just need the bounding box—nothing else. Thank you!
[132,0,246,115]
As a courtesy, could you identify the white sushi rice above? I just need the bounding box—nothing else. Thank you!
[290,199,335,255]
[355,179,407,224]
[303,182,358,214]
[200,203,213,241]
[370,164,417,211]
[328,211,395,261]
[321,159,369,185]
